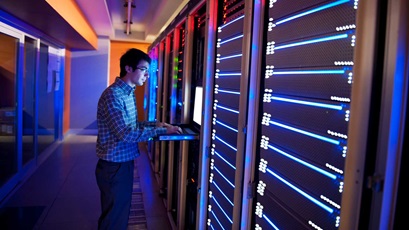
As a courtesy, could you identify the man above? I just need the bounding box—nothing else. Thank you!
[95,48,181,229]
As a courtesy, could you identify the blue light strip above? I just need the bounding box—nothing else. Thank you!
[273,70,345,75]
[276,0,350,25]
[214,166,235,188]
[215,150,236,170]
[217,89,240,95]
[263,214,280,230]
[275,34,348,50]
[212,196,233,223]
[220,15,245,29]
[213,181,234,206]
[219,54,243,60]
[216,121,238,132]
[266,168,334,213]
[215,136,238,152]
[271,96,343,110]
[220,35,244,45]
[268,144,337,180]
[269,120,340,145]
[216,105,239,114]
[217,72,242,76]
[211,210,226,230]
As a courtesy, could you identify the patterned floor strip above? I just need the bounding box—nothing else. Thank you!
[128,163,148,230]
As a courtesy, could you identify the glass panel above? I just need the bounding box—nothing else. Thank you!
[37,43,55,154]
[23,37,37,164]
[0,32,18,186]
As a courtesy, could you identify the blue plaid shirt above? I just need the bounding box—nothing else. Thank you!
[96,77,166,162]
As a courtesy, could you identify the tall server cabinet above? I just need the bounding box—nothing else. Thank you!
[253,1,362,229]
[203,0,252,229]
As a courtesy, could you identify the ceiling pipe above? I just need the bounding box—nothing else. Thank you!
[124,0,135,35]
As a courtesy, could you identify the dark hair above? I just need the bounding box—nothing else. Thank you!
[119,48,151,77]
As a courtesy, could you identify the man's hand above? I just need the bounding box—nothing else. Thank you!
[166,125,182,134]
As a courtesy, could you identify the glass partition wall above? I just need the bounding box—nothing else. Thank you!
[0,30,19,187]
[0,21,63,203]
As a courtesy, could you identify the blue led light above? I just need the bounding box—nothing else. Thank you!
[215,136,238,151]
[268,144,337,180]
[216,105,239,114]
[266,168,334,213]
[219,54,243,60]
[217,89,240,95]
[215,150,236,170]
[213,181,234,206]
[217,72,242,76]
[220,15,245,29]
[270,121,340,145]
[214,166,235,188]
[216,121,238,132]
[275,34,348,50]
[211,210,226,230]
[276,0,350,25]
[271,96,343,110]
[220,35,244,45]
[212,196,233,223]
[273,70,345,75]
[263,214,280,230]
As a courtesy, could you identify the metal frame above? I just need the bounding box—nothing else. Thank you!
[240,0,265,229]
[370,0,409,228]
[196,0,218,229]
[339,1,380,229]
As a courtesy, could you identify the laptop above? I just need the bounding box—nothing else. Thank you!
[155,86,202,141]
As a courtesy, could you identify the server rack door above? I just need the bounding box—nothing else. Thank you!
[179,4,208,229]
[204,0,251,229]
[253,1,363,230]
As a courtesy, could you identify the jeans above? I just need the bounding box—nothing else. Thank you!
[95,159,134,230]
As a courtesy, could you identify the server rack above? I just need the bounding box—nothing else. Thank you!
[240,0,389,229]
[179,3,207,229]
[253,1,359,229]
[167,22,185,225]
[199,0,254,229]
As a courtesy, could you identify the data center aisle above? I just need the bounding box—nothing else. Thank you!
[0,135,171,230]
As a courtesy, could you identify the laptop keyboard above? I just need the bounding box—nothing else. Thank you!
[183,128,195,135]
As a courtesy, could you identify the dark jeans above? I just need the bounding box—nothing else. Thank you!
[95,159,134,230]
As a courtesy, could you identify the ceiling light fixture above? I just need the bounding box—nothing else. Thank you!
[124,0,135,35]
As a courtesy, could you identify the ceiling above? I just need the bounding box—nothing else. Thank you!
[0,0,188,49]
[76,0,189,43]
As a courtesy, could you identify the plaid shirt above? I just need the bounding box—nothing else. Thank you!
[96,77,166,162]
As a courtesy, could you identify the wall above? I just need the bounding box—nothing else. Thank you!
[110,41,151,121]
[63,49,71,134]
[69,37,110,133]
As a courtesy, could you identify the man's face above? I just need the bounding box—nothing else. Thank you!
[130,60,149,86]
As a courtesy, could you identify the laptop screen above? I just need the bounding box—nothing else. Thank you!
[193,86,203,126]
